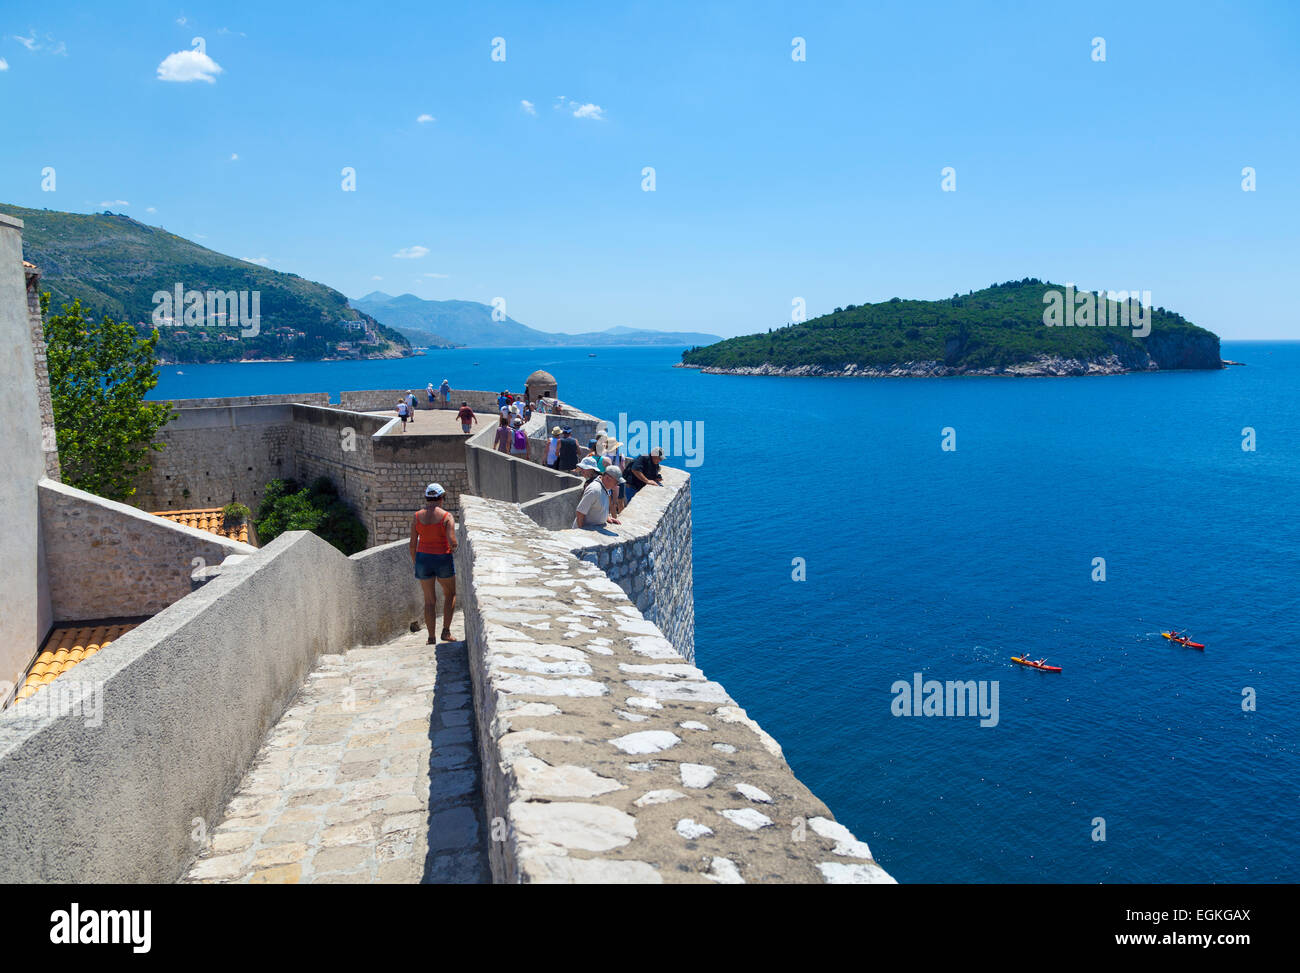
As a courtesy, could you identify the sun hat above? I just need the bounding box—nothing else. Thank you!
[577,456,601,472]
[551,426,562,436]
[424,483,445,499]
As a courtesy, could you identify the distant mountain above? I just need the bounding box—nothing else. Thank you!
[4,204,443,363]
[351,292,722,348]
[681,280,1223,377]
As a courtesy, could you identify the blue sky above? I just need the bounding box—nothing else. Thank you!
[2,1,1297,339]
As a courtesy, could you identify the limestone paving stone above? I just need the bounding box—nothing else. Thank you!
[181,632,490,884]
[457,495,894,885]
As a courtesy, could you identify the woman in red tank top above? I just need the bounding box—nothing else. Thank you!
[409,483,458,644]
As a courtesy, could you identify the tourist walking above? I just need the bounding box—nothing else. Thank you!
[497,390,510,416]
[397,399,410,432]
[457,401,476,434]
[546,425,562,467]
[624,446,665,502]
[439,378,451,408]
[573,465,623,528]
[510,417,528,456]
[406,390,418,422]
[409,483,457,644]
[494,414,512,453]
[426,383,436,407]
[555,426,579,471]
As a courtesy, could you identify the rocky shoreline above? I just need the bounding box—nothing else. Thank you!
[676,353,1227,378]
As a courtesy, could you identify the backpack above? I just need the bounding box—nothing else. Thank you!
[513,428,528,451]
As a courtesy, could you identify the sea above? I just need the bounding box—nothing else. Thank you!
[149,341,1299,883]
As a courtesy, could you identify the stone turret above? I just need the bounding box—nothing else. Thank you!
[524,369,556,404]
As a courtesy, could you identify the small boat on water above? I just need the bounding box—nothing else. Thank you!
[1162,631,1205,650]
[1011,656,1062,672]
[588,353,597,357]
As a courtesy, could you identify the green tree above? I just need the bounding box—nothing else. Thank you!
[43,294,175,501]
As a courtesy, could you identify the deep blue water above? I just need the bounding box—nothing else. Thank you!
[151,342,1300,883]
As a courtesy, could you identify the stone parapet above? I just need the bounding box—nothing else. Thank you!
[0,531,424,882]
[454,496,893,884]
[39,478,256,622]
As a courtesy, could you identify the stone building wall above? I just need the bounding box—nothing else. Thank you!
[40,479,255,622]
[25,264,60,482]
[132,404,301,512]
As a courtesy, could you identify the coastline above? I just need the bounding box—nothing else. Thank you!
[676,354,1228,378]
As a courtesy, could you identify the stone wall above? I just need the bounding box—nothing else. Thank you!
[0,531,425,883]
[39,479,256,622]
[25,265,60,482]
[290,405,385,542]
[454,496,893,884]
[339,388,498,414]
[132,400,474,547]
[0,214,54,697]
[466,415,581,505]
[160,392,330,409]
[562,467,695,663]
[133,404,300,512]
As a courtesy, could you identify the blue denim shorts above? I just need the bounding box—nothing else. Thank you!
[415,552,455,579]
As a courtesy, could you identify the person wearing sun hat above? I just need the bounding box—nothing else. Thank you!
[546,425,562,467]
[573,464,624,528]
[409,483,457,644]
[555,426,579,472]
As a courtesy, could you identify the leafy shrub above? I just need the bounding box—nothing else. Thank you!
[255,477,367,554]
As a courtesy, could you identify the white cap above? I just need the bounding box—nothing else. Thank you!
[425,483,445,499]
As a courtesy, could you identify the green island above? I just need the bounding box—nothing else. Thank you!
[680,279,1223,376]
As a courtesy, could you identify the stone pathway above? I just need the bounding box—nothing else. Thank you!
[181,632,490,884]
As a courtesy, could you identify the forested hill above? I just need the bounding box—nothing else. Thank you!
[680,280,1223,376]
[5,204,428,363]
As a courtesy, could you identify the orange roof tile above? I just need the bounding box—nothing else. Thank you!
[11,622,140,705]
[150,507,250,544]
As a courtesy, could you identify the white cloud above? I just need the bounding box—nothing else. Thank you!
[14,31,67,55]
[99,200,130,208]
[520,100,535,115]
[553,96,605,120]
[417,113,435,124]
[421,272,449,279]
[392,246,429,259]
[0,58,8,71]
[230,152,239,161]
[370,275,383,281]
[157,49,223,83]
[146,206,157,213]
[176,17,188,26]
[242,256,271,266]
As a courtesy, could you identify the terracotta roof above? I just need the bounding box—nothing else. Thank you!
[150,507,250,543]
[22,260,37,269]
[12,622,140,704]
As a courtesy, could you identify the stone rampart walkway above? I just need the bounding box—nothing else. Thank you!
[182,632,490,883]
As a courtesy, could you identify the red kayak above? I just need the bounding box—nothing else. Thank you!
[1162,632,1205,650]
[1011,656,1062,672]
